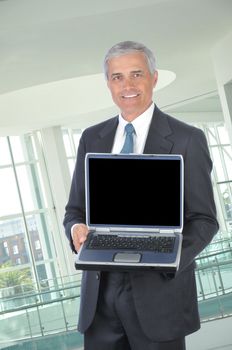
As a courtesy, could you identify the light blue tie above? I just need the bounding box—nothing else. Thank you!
[120,123,135,153]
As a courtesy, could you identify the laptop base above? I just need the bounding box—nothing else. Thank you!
[74,259,178,273]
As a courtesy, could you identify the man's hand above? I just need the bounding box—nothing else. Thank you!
[72,223,89,252]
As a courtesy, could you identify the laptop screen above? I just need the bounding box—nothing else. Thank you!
[85,153,183,230]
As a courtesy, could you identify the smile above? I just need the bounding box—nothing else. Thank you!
[122,93,140,99]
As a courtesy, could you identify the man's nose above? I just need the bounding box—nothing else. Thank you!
[122,76,134,88]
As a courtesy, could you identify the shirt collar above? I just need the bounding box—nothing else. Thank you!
[118,103,155,134]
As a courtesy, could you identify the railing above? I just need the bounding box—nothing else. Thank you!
[195,244,232,321]
[1,243,232,349]
[0,276,83,349]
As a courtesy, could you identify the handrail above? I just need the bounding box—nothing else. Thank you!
[2,288,231,317]
[1,266,232,316]
[0,291,80,316]
[1,247,232,318]
[196,258,232,270]
[0,282,81,303]
[196,248,232,260]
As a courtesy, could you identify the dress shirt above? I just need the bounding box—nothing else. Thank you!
[111,103,155,154]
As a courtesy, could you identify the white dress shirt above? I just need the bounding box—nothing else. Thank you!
[111,103,155,154]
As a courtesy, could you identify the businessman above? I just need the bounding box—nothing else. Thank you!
[63,41,219,350]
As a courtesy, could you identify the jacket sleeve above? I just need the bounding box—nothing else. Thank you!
[63,134,86,253]
[177,127,219,274]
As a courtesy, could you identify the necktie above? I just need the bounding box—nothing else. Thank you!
[120,123,135,153]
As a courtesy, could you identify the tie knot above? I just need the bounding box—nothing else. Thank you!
[125,123,135,135]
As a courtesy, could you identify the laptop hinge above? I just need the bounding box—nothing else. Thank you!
[159,229,176,234]
[94,227,111,232]
[159,229,182,235]
[92,227,180,234]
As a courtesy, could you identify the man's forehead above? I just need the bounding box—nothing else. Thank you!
[108,54,148,73]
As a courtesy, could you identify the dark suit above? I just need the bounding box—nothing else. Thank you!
[64,105,219,342]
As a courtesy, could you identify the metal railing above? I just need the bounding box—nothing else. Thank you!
[1,243,232,348]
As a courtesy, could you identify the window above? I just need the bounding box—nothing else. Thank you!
[62,128,82,176]
[0,134,62,304]
[35,240,41,250]
[12,245,19,255]
[15,258,21,265]
[3,242,9,256]
[201,123,232,237]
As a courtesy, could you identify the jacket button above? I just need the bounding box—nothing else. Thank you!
[96,273,100,280]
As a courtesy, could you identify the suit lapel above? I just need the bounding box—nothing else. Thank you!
[143,106,174,154]
[92,106,174,154]
[94,117,118,152]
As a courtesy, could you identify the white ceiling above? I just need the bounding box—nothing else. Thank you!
[0,0,232,135]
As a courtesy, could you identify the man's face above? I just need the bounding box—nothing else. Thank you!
[107,52,158,121]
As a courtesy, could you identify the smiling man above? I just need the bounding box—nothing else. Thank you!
[63,41,219,350]
[106,51,158,121]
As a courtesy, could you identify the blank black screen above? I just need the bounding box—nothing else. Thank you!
[87,156,182,228]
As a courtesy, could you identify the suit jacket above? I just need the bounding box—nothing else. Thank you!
[63,105,219,342]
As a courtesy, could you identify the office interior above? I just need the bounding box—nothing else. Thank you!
[0,1,232,349]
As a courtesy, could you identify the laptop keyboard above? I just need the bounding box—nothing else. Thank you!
[87,234,176,253]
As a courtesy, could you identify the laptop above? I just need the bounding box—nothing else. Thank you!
[75,153,184,272]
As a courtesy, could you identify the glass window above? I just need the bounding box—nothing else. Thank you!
[73,131,81,151]
[0,134,63,308]
[9,136,27,163]
[218,125,230,144]
[0,167,22,216]
[2,241,9,256]
[62,128,82,177]
[15,164,48,212]
[0,218,29,267]
[0,265,34,299]
[15,165,36,211]
[25,213,55,262]
[15,258,21,265]
[35,240,41,250]
[223,146,232,179]
[68,159,75,176]
[13,245,19,255]
[0,137,11,166]
[207,127,217,145]
[62,131,73,158]
[211,147,225,182]
[201,123,232,238]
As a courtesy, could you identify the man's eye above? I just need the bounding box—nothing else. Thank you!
[133,72,142,78]
[112,75,122,81]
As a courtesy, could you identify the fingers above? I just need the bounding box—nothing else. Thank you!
[72,223,89,252]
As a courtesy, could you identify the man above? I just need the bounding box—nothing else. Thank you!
[63,41,219,350]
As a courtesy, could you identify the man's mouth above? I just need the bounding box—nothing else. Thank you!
[121,93,140,99]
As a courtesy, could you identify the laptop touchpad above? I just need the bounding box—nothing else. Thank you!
[114,253,141,263]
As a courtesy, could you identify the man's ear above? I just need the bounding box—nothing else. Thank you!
[152,70,158,88]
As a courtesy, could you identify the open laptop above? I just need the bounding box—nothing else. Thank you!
[75,153,184,272]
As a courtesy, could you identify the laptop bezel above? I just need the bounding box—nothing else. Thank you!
[85,153,184,233]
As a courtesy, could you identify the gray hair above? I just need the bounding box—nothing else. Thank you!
[103,40,157,80]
